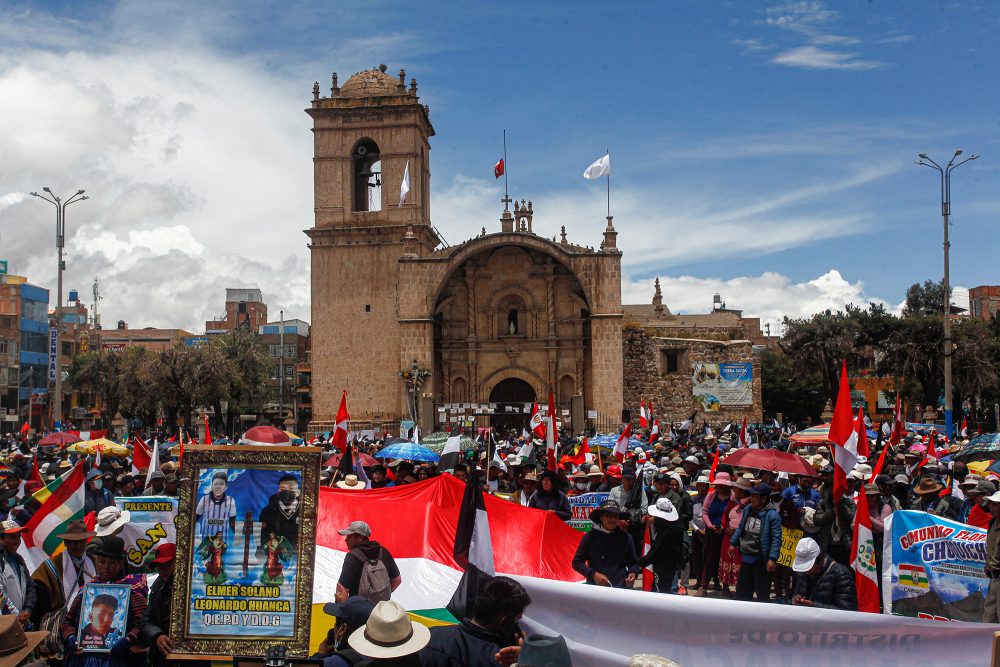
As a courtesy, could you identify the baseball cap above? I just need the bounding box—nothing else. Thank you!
[151,543,177,565]
[749,483,771,496]
[323,596,376,628]
[792,537,822,573]
[337,520,372,538]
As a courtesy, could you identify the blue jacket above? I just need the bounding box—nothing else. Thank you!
[731,505,782,563]
[781,484,819,509]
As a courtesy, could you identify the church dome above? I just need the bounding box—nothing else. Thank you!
[340,68,402,98]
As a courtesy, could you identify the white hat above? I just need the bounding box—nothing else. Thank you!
[628,656,683,667]
[647,497,679,522]
[336,474,366,490]
[694,474,711,485]
[337,520,372,538]
[986,491,1000,504]
[348,600,430,659]
[95,506,131,537]
[633,446,644,454]
[684,456,700,465]
[792,537,822,572]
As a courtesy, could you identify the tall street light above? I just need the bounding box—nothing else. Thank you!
[29,187,89,428]
[916,149,978,440]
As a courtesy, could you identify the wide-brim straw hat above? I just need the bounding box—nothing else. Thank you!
[348,600,430,659]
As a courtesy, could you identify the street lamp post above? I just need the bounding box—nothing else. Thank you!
[916,150,978,440]
[29,187,88,428]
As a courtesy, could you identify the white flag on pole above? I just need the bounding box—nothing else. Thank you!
[583,154,610,180]
[399,159,411,207]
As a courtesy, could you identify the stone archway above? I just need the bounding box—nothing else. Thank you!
[488,378,536,433]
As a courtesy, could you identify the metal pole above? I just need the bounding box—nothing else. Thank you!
[278,310,284,420]
[55,200,63,429]
[916,151,978,440]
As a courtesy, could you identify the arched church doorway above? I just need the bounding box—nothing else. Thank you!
[489,378,536,434]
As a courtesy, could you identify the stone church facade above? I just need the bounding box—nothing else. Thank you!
[306,67,760,434]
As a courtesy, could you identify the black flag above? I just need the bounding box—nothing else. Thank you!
[446,461,495,621]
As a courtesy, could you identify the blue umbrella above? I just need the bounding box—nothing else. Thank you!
[374,441,441,463]
[955,433,1000,462]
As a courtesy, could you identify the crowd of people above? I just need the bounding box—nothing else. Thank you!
[0,413,993,665]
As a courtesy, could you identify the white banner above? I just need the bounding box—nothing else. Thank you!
[514,574,998,667]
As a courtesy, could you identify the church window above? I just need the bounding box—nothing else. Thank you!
[352,139,382,212]
[661,350,686,375]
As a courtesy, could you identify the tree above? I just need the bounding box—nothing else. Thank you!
[902,279,951,317]
[68,351,126,430]
[779,310,859,401]
[211,329,269,435]
[759,349,825,424]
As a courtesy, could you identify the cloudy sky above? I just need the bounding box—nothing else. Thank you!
[1,1,997,333]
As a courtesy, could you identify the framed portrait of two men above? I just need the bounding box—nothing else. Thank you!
[169,445,322,658]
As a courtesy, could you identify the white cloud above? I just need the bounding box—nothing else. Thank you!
[622,270,901,334]
[771,45,884,71]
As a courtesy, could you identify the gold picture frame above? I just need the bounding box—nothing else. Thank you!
[169,445,322,658]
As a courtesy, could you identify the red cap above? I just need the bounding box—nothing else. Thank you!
[151,543,177,565]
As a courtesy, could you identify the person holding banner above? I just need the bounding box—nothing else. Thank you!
[982,491,1000,623]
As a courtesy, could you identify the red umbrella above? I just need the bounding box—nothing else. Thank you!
[324,451,379,467]
[723,448,816,477]
[242,425,292,446]
[38,432,82,447]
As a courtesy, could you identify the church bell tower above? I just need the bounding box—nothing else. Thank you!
[306,65,439,431]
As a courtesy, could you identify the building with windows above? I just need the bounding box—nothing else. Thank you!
[99,323,195,352]
[0,276,51,430]
[258,320,310,431]
[969,285,1000,321]
[205,288,268,334]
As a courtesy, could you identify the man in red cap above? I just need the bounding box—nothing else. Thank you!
[139,543,180,667]
[0,524,34,625]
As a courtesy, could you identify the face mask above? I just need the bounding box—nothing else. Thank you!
[278,490,296,504]
[575,482,588,491]
[93,480,103,490]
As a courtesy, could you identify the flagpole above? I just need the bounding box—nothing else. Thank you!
[503,129,509,210]
[606,148,610,218]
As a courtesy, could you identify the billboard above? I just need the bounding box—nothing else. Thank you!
[692,362,753,412]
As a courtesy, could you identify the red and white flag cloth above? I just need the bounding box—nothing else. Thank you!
[828,360,859,507]
[738,417,749,449]
[639,401,648,429]
[494,158,505,179]
[854,408,870,458]
[546,392,558,471]
[332,390,350,452]
[613,422,633,463]
[642,524,654,592]
[131,436,151,476]
[889,393,904,446]
[648,419,660,445]
[851,481,880,613]
[960,418,969,439]
[529,402,546,440]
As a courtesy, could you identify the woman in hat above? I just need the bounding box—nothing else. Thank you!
[719,476,754,596]
[572,500,640,588]
[528,471,571,521]
[693,472,734,597]
[638,497,685,594]
[60,535,148,667]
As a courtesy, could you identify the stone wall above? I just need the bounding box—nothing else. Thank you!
[622,326,762,427]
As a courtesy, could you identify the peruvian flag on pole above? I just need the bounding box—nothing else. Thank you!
[613,422,633,463]
[854,408,870,458]
[332,390,350,453]
[648,419,660,445]
[639,401,648,429]
[529,403,546,440]
[738,416,749,449]
[546,392,558,471]
[829,360,859,507]
[641,524,654,592]
[851,480,881,612]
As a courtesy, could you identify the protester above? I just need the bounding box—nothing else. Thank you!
[25,520,96,637]
[694,472,733,596]
[421,576,531,667]
[511,472,537,507]
[965,480,996,529]
[0,615,47,667]
[911,476,960,520]
[336,520,401,604]
[348,600,429,667]
[0,525,34,625]
[638,497,685,594]
[983,490,1000,623]
[790,537,857,611]
[313,596,376,666]
[142,470,166,496]
[730,484,781,602]
[84,469,115,515]
[688,473,709,593]
[812,466,855,566]
[572,500,640,588]
[720,476,752,596]
[139,543,183,667]
[60,535,148,666]
[609,467,648,547]
[528,471,571,521]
